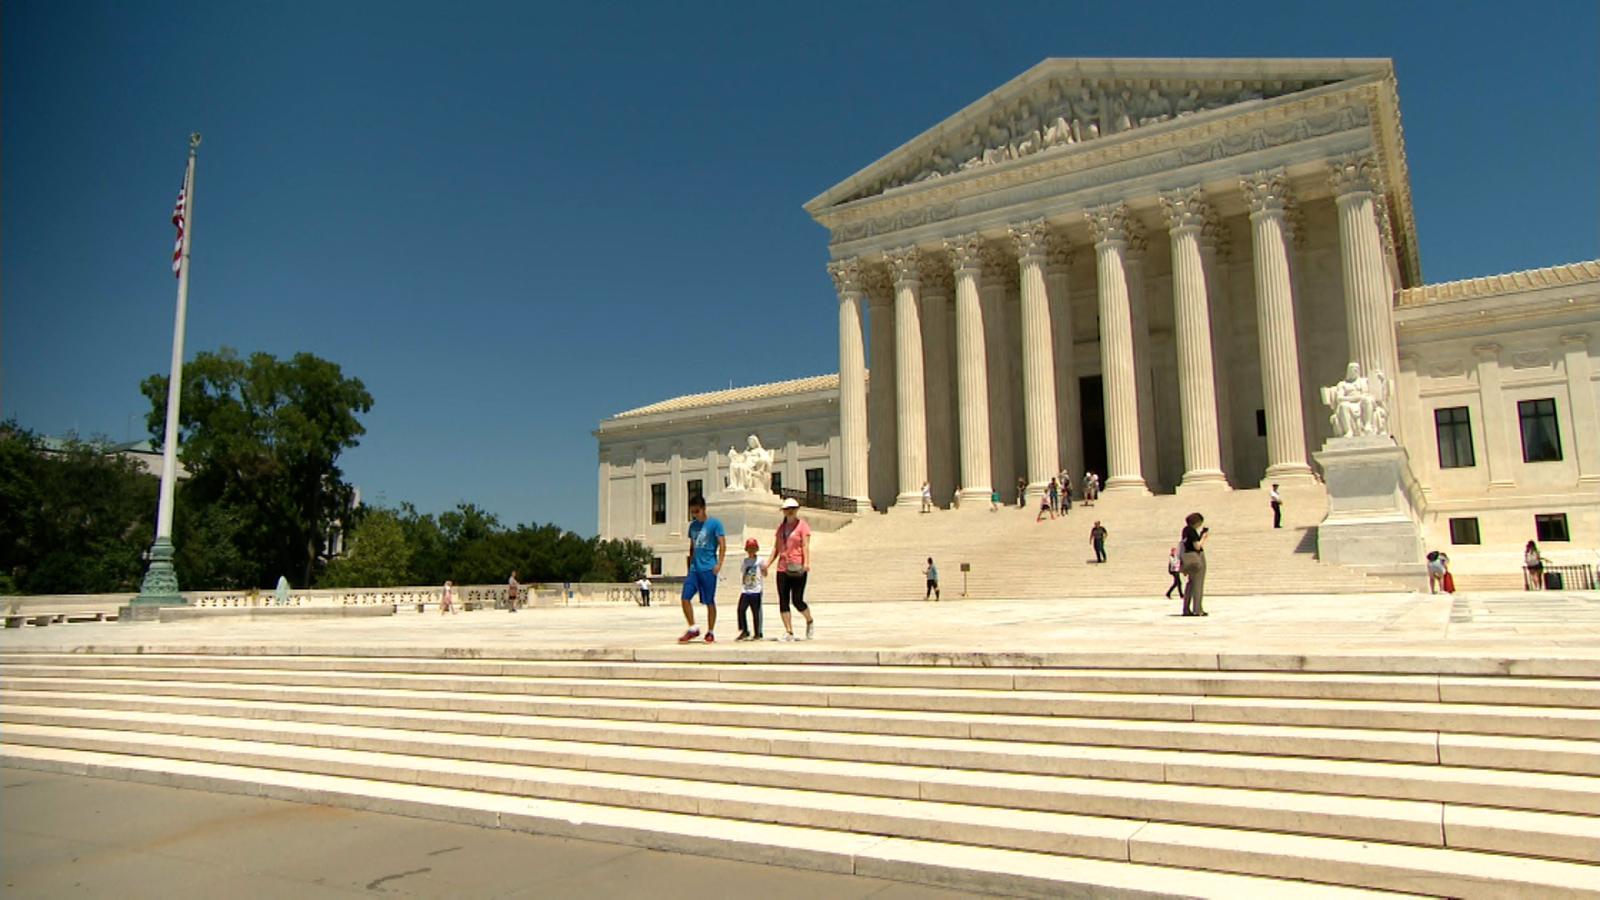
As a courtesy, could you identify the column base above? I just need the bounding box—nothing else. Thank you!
[1101,476,1151,496]
[1176,470,1230,494]
[132,537,188,607]
[957,487,995,506]
[895,492,931,512]
[1263,463,1317,484]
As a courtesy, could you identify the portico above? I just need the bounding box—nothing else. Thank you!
[806,58,1415,510]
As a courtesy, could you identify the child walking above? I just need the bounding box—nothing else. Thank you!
[737,538,765,641]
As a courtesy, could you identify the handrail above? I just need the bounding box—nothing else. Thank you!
[777,487,859,514]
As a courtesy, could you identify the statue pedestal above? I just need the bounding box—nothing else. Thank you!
[1312,437,1428,589]
[705,490,784,546]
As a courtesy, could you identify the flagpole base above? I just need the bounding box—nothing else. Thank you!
[133,538,187,607]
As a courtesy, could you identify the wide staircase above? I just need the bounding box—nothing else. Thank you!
[807,483,1410,601]
[3,649,1597,897]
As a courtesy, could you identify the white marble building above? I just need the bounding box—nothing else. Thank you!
[598,58,1598,574]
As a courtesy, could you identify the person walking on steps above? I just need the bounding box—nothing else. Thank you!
[1524,541,1545,590]
[679,494,725,643]
[1270,483,1283,529]
[1091,521,1108,563]
[1036,486,1055,522]
[1180,512,1209,617]
[764,497,814,641]
[1048,477,1060,516]
[1016,477,1028,509]
[924,557,941,601]
[920,480,933,513]
[506,571,521,613]
[736,539,765,641]
[1165,547,1184,601]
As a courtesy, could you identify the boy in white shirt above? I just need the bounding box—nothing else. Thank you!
[736,538,765,641]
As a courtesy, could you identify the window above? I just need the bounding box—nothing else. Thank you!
[806,467,825,495]
[1255,409,1267,438]
[1535,513,1570,543]
[650,556,663,576]
[1433,407,1476,469]
[1518,398,1563,463]
[650,483,667,525]
[1448,517,1481,545]
[686,479,703,504]
[770,472,782,493]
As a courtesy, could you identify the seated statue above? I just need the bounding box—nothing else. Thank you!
[743,435,774,493]
[1321,362,1390,438]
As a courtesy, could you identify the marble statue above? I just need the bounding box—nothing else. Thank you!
[1071,87,1100,142]
[1138,87,1173,126]
[724,434,775,493]
[1321,363,1391,438]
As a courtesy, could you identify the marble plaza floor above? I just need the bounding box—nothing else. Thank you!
[5,589,1600,663]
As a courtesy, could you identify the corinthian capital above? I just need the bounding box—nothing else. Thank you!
[921,260,955,297]
[826,258,865,296]
[1240,169,1291,216]
[945,232,987,273]
[1327,151,1380,197]
[1008,218,1053,262]
[980,244,1013,283]
[863,264,894,305]
[1158,186,1210,232]
[884,245,924,287]
[1085,203,1139,247]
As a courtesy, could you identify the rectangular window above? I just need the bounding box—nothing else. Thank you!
[1518,398,1563,462]
[1255,409,1267,438]
[650,483,667,525]
[686,479,702,503]
[1535,513,1570,543]
[1433,406,1476,469]
[806,467,825,495]
[770,472,782,493]
[650,556,663,576]
[1448,517,1481,545]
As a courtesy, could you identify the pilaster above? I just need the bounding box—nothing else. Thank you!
[1560,332,1600,486]
[1472,342,1517,491]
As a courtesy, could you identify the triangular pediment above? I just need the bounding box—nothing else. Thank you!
[805,58,1394,211]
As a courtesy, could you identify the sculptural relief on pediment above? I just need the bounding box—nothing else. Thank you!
[844,77,1338,203]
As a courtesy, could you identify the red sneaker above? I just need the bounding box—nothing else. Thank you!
[677,628,701,644]
[704,633,716,643]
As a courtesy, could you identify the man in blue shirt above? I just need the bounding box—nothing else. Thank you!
[679,494,726,643]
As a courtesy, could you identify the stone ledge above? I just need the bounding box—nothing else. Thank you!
[141,605,397,624]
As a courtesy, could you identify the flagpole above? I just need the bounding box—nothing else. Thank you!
[135,132,201,609]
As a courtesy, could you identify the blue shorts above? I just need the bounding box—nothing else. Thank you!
[681,569,718,606]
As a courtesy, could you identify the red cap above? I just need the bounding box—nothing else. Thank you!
[744,538,759,550]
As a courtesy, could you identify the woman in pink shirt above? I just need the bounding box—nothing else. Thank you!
[763,497,814,641]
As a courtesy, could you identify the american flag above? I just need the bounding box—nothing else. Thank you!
[171,182,187,278]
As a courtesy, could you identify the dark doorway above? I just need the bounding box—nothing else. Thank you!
[1079,375,1107,480]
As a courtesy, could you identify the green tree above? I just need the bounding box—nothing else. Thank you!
[0,423,158,594]
[142,348,372,588]
[319,508,413,588]
[586,537,653,582]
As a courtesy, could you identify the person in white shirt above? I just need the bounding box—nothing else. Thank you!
[736,538,765,641]
[636,575,652,606]
[1270,484,1283,529]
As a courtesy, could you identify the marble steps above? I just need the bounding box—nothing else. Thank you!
[4,692,1597,816]
[0,743,1423,900]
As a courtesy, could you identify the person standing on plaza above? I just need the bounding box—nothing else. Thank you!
[1036,485,1055,522]
[990,488,1001,511]
[1016,477,1028,509]
[1524,541,1545,590]
[1090,521,1108,563]
[1084,472,1098,507]
[679,494,725,643]
[1060,470,1073,513]
[763,497,814,641]
[506,571,520,613]
[924,557,940,601]
[1180,513,1209,616]
[636,574,652,607]
[1165,547,1184,601]
[1048,477,1060,516]
[921,480,933,513]
[1270,483,1283,529]
[736,538,765,641]
[440,580,457,615]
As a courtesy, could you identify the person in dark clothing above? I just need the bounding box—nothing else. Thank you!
[1180,512,1209,616]
[1090,522,1108,563]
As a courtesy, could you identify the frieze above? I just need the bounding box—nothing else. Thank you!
[1510,349,1554,371]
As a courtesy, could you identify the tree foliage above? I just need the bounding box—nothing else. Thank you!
[142,348,372,587]
[0,423,158,594]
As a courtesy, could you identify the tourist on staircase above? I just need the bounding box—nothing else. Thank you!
[1524,541,1545,590]
[1016,477,1028,508]
[1270,483,1283,528]
[1091,521,1108,563]
[736,539,765,641]
[1036,488,1055,522]
[678,495,725,643]
[1180,513,1209,617]
[1165,548,1184,602]
[764,497,814,641]
[924,558,941,601]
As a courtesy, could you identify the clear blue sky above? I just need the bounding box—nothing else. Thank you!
[4,0,1597,534]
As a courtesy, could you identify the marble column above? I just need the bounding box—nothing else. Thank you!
[946,233,993,504]
[981,247,1018,500]
[1123,236,1160,490]
[921,264,956,506]
[1010,219,1061,501]
[1241,170,1314,482]
[1047,243,1083,482]
[1198,213,1238,483]
[828,259,870,502]
[1472,342,1516,490]
[1085,203,1149,494]
[887,245,929,509]
[866,271,898,510]
[1560,333,1600,485]
[1329,152,1395,384]
[1159,187,1227,491]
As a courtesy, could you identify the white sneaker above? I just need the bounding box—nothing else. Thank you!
[780,632,796,642]
[805,621,815,640]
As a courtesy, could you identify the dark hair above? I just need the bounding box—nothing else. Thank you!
[688,494,707,509]
[1185,512,1204,527]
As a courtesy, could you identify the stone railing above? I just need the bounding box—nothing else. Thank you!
[185,582,655,609]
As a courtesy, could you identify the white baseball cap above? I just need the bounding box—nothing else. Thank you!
[780,498,801,509]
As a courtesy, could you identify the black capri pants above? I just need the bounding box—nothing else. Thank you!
[777,571,809,613]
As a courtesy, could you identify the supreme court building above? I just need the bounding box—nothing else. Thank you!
[599,58,1598,574]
